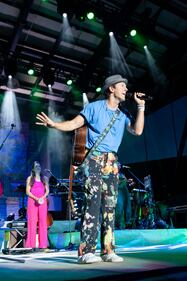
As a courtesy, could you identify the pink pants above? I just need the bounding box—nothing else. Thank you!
[25,198,48,248]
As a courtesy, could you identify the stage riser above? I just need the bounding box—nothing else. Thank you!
[48,228,187,249]
[1,221,187,251]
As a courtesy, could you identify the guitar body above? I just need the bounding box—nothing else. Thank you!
[72,125,87,166]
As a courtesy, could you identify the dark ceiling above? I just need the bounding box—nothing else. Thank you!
[0,0,187,115]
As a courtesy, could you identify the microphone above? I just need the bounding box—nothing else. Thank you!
[45,169,53,174]
[45,169,57,179]
[11,123,16,128]
[45,169,50,172]
[126,92,153,101]
[122,165,131,169]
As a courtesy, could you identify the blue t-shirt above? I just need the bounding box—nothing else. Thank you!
[80,100,131,153]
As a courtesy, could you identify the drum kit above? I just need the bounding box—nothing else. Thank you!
[127,173,172,229]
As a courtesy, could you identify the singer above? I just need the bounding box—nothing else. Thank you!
[36,74,145,263]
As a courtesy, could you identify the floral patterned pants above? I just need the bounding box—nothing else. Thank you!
[78,151,119,256]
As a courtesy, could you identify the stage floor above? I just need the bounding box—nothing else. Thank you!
[1,242,187,280]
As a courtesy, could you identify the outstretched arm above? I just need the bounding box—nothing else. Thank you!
[36,112,85,132]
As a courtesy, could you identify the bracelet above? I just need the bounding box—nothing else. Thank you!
[137,105,145,112]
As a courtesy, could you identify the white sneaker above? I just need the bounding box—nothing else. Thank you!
[78,253,102,264]
[101,253,124,262]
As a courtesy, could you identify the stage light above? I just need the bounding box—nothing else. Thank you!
[43,68,55,87]
[27,68,35,76]
[75,10,86,22]
[79,15,85,22]
[67,79,73,86]
[7,76,20,89]
[87,12,95,20]
[130,29,137,37]
[96,87,101,93]
[75,5,95,22]
[4,56,17,77]
[56,1,74,19]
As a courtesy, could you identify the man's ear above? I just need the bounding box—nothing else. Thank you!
[109,85,115,93]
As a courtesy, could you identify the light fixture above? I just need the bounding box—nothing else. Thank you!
[75,9,86,22]
[42,68,55,87]
[27,68,35,76]
[86,11,95,20]
[96,87,101,93]
[67,79,73,86]
[130,29,137,37]
[56,1,74,19]
[4,55,17,77]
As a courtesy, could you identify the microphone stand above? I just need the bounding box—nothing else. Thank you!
[0,124,15,151]
[48,170,77,250]
[0,124,26,262]
[125,168,145,187]
[123,167,145,228]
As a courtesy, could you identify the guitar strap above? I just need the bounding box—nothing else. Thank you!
[81,107,121,165]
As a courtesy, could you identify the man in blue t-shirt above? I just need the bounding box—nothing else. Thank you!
[36,74,145,264]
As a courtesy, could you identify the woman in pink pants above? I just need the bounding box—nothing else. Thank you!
[25,161,49,249]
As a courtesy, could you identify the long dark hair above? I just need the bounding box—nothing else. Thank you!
[30,161,45,187]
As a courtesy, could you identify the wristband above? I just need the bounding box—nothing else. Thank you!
[137,105,145,112]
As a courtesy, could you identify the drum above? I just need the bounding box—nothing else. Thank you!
[131,188,147,206]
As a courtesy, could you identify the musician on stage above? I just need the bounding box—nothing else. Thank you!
[25,161,49,250]
[36,74,145,263]
[115,172,132,230]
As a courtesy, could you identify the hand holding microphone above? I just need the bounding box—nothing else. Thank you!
[38,197,44,204]
[126,92,153,101]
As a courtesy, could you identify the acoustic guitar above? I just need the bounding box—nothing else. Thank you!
[72,125,87,166]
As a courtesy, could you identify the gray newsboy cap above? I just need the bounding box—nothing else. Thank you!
[102,74,128,93]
